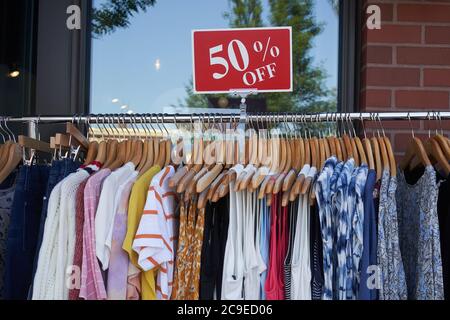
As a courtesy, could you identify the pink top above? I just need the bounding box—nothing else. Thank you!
[106,178,136,300]
[265,194,287,300]
[80,169,111,300]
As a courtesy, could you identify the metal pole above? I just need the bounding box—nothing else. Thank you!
[5,111,450,124]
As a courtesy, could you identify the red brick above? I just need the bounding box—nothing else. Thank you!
[424,69,450,87]
[423,119,450,131]
[365,120,420,130]
[398,3,450,23]
[394,133,431,154]
[426,26,450,45]
[363,46,393,64]
[396,90,449,109]
[366,67,420,86]
[367,25,421,44]
[398,47,450,66]
[361,89,392,108]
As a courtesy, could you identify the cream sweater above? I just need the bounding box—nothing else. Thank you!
[32,176,69,300]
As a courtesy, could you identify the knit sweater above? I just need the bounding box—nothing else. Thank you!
[54,169,91,300]
[68,179,88,300]
[32,175,71,300]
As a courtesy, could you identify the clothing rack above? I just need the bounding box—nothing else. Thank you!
[4,111,450,125]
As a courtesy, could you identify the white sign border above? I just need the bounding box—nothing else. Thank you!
[191,26,293,94]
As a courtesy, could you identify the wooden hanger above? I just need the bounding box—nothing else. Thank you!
[300,138,318,195]
[359,117,375,170]
[272,134,291,195]
[66,122,90,151]
[384,136,396,177]
[289,136,311,201]
[0,143,22,184]
[371,136,382,181]
[401,136,431,172]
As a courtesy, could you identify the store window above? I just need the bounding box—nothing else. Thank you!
[90,0,340,114]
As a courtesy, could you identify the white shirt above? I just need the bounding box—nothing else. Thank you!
[222,164,245,300]
[95,162,136,270]
[291,194,312,300]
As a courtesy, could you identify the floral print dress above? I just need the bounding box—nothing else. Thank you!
[397,166,444,300]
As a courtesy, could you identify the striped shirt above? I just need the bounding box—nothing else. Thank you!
[133,166,178,300]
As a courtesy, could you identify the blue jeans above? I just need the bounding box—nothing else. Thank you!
[4,164,49,300]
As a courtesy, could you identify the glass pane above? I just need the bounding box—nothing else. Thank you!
[90,0,339,114]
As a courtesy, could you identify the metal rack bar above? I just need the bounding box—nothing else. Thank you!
[3,112,450,124]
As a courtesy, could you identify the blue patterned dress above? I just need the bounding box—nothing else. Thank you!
[397,166,444,300]
[377,170,407,300]
[315,157,338,300]
[335,159,355,300]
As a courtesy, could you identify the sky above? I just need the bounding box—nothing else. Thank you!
[90,0,339,114]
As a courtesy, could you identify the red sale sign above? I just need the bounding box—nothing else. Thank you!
[192,27,292,94]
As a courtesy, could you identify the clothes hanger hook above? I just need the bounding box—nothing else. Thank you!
[407,112,415,139]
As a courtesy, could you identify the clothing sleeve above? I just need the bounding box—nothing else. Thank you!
[132,183,172,272]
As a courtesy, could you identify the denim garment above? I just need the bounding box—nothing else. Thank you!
[349,165,368,299]
[4,164,49,300]
[359,169,377,300]
[0,171,17,299]
[335,159,355,300]
[397,166,444,300]
[315,157,338,300]
[377,170,407,300]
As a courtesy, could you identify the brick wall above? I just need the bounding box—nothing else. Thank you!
[360,0,450,159]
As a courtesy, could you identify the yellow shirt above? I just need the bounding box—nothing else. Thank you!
[123,165,161,300]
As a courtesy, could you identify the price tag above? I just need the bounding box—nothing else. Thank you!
[192,27,293,94]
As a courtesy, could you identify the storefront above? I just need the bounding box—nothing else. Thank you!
[1,0,450,304]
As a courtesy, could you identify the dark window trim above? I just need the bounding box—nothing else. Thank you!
[338,0,361,113]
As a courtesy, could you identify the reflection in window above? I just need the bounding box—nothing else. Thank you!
[90,0,339,114]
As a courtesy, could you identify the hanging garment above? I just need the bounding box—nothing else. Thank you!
[437,172,450,300]
[199,195,229,300]
[173,199,189,300]
[133,166,178,300]
[0,170,17,299]
[359,169,377,300]
[397,166,444,300]
[254,196,267,301]
[186,205,206,300]
[283,200,297,300]
[377,169,407,300]
[68,179,89,300]
[310,203,324,300]
[122,165,161,300]
[349,164,368,299]
[54,164,101,300]
[259,197,270,300]
[222,165,245,300]
[291,194,312,300]
[107,174,136,300]
[95,162,136,270]
[265,193,286,300]
[79,168,110,300]
[5,164,49,300]
[243,191,260,300]
[315,157,338,300]
[29,159,80,299]
[335,159,355,300]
